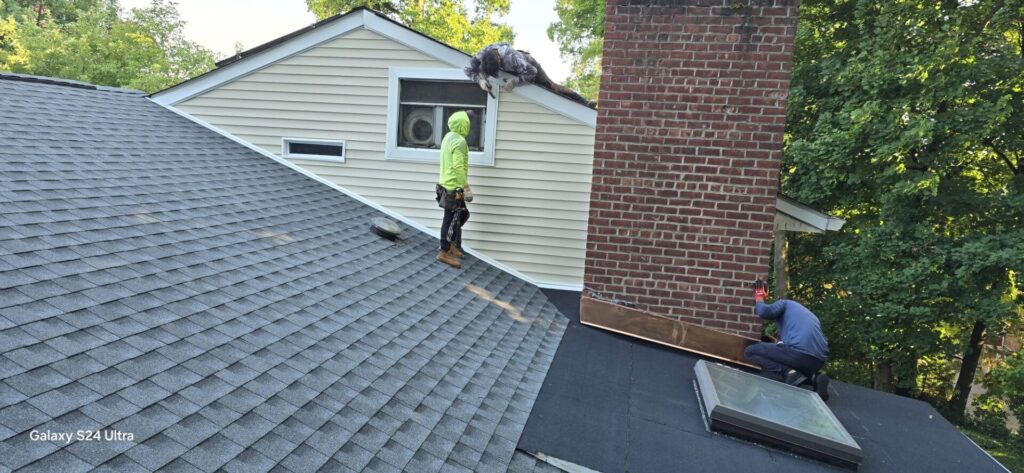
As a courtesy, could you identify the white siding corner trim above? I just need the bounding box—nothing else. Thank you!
[151,98,583,291]
[385,67,499,165]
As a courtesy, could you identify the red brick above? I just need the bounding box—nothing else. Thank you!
[582,0,800,339]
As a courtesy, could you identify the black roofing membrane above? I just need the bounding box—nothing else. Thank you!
[517,294,1008,473]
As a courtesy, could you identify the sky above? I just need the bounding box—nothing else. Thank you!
[117,0,570,82]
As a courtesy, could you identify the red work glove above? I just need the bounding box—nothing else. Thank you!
[753,278,768,302]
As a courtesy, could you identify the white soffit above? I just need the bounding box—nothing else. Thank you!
[152,9,597,128]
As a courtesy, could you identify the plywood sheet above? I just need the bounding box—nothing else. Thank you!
[579,295,759,368]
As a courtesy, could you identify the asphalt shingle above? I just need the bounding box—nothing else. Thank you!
[0,73,567,472]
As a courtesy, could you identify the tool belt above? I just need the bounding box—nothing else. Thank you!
[435,184,464,210]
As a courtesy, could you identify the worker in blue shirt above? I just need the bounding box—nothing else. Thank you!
[744,279,831,400]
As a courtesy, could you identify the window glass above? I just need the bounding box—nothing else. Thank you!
[400,80,486,106]
[398,105,436,149]
[442,106,484,151]
[287,142,343,157]
[397,80,487,151]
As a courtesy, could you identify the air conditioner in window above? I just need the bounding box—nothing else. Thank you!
[402,108,435,147]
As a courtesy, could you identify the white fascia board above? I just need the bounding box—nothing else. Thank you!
[363,12,597,128]
[363,12,468,69]
[774,212,824,234]
[152,97,557,289]
[775,195,846,233]
[152,12,366,106]
[508,80,597,128]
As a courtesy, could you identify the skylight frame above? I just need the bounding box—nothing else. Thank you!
[694,360,864,468]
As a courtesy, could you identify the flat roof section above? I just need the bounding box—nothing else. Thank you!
[518,289,1008,473]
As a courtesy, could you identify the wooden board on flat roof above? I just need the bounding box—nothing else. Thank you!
[579,295,760,368]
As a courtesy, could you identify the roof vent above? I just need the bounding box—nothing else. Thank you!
[370,217,401,241]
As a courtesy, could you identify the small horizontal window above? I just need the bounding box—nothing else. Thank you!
[282,138,345,162]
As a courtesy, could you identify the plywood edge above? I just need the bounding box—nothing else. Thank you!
[579,295,760,369]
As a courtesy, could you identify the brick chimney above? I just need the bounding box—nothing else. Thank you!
[583,0,801,339]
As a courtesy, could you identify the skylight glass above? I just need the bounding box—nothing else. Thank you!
[694,360,863,468]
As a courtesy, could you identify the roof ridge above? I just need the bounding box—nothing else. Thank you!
[0,72,144,94]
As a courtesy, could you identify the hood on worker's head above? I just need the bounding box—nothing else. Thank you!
[448,111,470,138]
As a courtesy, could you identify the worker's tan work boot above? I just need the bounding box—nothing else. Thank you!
[449,246,465,259]
[437,249,461,269]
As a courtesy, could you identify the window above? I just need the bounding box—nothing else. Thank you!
[398,81,486,151]
[387,68,498,165]
[282,138,346,162]
[694,360,863,468]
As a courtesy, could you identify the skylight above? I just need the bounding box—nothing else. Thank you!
[694,360,864,469]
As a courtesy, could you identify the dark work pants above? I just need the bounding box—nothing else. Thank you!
[744,342,825,378]
[440,205,469,251]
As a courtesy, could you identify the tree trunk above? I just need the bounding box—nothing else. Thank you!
[895,358,918,398]
[35,1,45,26]
[874,361,894,393]
[949,320,987,422]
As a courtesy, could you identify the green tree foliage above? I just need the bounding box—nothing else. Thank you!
[547,0,603,101]
[0,0,215,92]
[981,349,1024,424]
[783,0,1024,417]
[1,0,104,26]
[304,0,512,54]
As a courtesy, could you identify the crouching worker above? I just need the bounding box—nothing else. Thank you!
[744,279,831,400]
[435,111,473,269]
[464,42,593,107]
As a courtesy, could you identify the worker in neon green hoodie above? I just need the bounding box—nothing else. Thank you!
[435,110,472,269]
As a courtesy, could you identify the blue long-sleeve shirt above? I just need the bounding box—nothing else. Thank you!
[755,299,829,361]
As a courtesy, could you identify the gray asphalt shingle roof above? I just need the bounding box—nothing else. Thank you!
[0,73,566,472]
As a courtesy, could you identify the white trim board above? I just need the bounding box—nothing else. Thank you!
[151,8,596,128]
[150,97,582,291]
[775,195,846,232]
[282,137,346,162]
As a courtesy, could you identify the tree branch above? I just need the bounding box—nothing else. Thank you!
[980,0,1005,34]
[985,138,1021,175]
[1018,17,1023,58]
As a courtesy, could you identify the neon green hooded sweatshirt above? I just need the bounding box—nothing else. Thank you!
[438,111,470,191]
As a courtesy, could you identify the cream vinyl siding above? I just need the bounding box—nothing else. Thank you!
[176,28,594,287]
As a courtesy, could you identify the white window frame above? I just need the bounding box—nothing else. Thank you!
[386,67,498,166]
[281,137,346,163]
